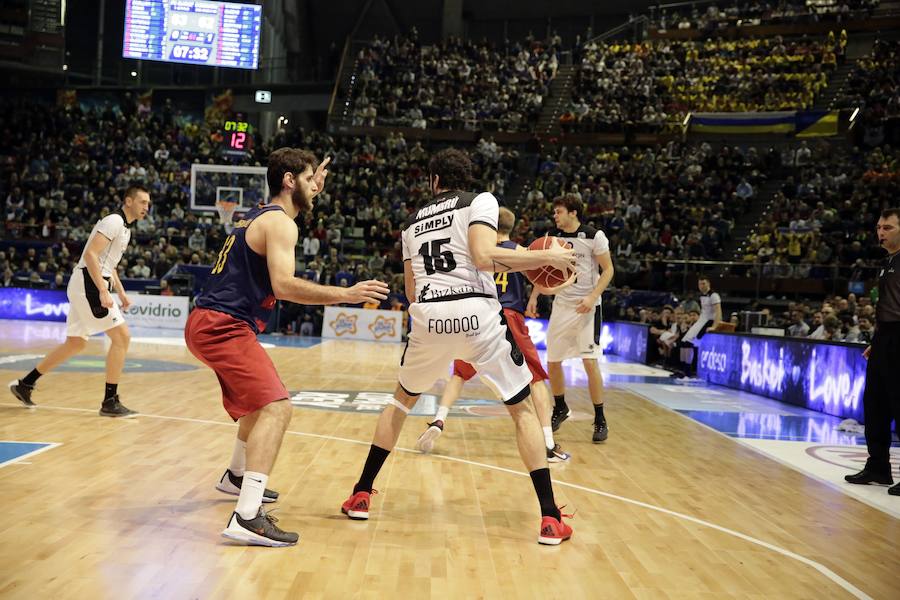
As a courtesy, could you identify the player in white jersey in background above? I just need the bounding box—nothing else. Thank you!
[676,275,722,377]
[527,194,615,443]
[9,185,151,417]
[341,149,578,544]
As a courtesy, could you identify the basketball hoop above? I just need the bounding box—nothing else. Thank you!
[216,200,238,232]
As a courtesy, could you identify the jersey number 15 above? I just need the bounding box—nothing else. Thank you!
[418,238,456,275]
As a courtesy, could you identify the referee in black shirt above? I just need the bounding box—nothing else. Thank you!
[845,208,900,496]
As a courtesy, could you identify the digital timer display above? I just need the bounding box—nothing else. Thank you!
[222,120,252,153]
[123,0,261,70]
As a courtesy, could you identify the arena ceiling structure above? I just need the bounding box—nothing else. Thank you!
[0,0,658,85]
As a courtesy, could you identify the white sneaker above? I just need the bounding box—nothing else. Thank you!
[414,420,444,454]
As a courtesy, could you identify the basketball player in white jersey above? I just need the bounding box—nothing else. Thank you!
[9,185,151,417]
[527,194,614,443]
[677,275,722,376]
[341,149,578,544]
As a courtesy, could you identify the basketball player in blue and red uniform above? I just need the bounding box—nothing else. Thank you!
[185,148,389,547]
[415,207,574,462]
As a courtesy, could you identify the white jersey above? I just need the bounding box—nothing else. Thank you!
[75,211,133,277]
[699,291,721,325]
[548,224,610,305]
[401,191,498,303]
[683,290,721,343]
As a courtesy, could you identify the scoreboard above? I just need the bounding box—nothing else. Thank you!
[123,0,262,69]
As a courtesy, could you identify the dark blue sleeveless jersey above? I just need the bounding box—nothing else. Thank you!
[195,204,284,333]
[494,239,527,314]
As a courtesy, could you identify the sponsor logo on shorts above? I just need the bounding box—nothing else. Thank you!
[420,285,477,301]
[368,315,397,340]
[289,390,506,417]
[329,312,358,336]
[427,315,480,334]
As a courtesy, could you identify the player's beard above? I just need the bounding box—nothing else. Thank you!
[292,186,313,213]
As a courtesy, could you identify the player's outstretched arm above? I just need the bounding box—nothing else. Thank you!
[267,215,389,305]
[469,224,574,274]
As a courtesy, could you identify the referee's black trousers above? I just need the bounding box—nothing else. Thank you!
[862,321,900,467]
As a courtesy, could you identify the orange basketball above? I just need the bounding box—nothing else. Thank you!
[525,236,572,289]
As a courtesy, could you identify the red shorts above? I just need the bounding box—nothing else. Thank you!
[453,308,548,384]
[185,308,289,421]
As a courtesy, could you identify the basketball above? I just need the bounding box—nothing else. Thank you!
[525,236,572,288]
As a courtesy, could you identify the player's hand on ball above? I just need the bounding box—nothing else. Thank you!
[545,240,576,273]
[100,289,114,309]
[345,279,390,305]
[537,271,577,296]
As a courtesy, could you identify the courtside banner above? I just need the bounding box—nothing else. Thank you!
[0,288,69,322]
[323,306,403,343]
[123,295,189,329]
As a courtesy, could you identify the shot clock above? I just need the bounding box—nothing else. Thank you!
[222,120,252,156]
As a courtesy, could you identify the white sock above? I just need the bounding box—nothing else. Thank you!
[543,426,555,450]
[435,406,449,422]
[229,438,246,476]
[235,471,267,520]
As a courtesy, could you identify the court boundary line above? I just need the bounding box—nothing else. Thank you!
[623,385,900,522]
[0,441,62,469]
[0,402,872,600]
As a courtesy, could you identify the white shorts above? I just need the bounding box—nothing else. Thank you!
[681,319,711,344]
[398,296,531,403]
[546,298,601,362]
[66,268,125,339]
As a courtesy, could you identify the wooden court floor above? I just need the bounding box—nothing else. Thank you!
[0,323,897,599]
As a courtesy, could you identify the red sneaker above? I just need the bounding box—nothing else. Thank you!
[538,507,574,545]
[341,489,376,520]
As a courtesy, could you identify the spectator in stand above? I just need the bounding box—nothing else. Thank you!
[787,310,811,337]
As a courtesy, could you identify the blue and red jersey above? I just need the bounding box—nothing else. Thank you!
[195,204,283,333]
[494,239,527,314]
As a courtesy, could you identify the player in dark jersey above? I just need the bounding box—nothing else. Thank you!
[184,148,388,547]
[414,207,574,462]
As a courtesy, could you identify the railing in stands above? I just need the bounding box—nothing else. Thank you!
[612,258,884,300]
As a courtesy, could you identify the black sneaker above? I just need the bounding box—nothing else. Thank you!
[216,469,279,503]
[99,395,138,417]
[8,380,36,408]
[889,482,900,496]
[547,444,571,463]
[550,408,571,432]
[592,421,609,443]
[222,508,298,547]
[414,420,444,454]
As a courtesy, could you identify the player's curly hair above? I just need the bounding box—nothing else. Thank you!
[267,147,318,194]
[428,148,473,191]
[552,194,583,218]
